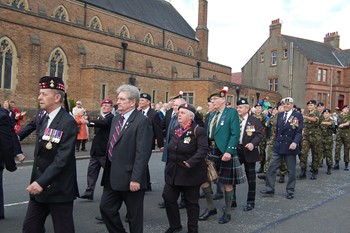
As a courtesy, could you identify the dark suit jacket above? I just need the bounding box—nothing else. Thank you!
[165,123,208,186]
[273,110,303,155]
[88,112,114,157]
[0,107,16,171]
[102,110,153,191]
[146,108,164,149]
[31,108,79,203]
[240,115,264,163]
[18,109,46,140]
[163,108,173,133]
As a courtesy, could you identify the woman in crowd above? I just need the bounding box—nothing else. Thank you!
[74,108,89,152]
[162,103,208,233]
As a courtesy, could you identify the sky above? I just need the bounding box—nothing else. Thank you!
[169,0,350,72]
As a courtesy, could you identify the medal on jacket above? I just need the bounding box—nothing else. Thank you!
[184,137,191,144]
[246,125,255,136]
[46,141,52,150]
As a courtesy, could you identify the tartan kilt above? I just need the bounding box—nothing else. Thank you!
[218,154,246,185]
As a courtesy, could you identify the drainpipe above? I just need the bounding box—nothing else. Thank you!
[330,67,333,110]
[288,42,294,97]
[197,61,201,78]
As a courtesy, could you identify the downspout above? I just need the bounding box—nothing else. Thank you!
[121,42,128,70]
[288,42,294,97]
[83,3,87,26]
[330,67,333,109]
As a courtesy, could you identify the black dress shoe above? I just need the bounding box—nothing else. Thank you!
[165,226,182,233]
[198,208,217,221]
[95,216,103,222]
[178,201,186,209]
[79,194,93,200]
[257,174,266,181]
[158,202,165,208]
[278,176,285,183]
[218,213,231,224]
[243,203,255,211]
[213,193,224,200]
[257,167,264,174]
[260,190,275,195]
[286,193,294,199]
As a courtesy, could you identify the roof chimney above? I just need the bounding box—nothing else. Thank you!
[324,32,340,49]
[269,18,281,37]
[196,0,209,61]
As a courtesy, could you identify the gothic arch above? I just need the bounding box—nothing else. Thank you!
[0,36,19,90]
[187,46,194,56]
[166,39,174,51]
[144,33,154,45]
[119,25,130,38]
[11,0,29,11]
[48,47,68,81]
[89,16,103,31]
[53,5,70,22]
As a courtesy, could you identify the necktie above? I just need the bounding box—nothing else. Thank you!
[107,116,124,161]
[40,115,49,134]
[283,112,287,124]
[239,117,244,144]
[210,112,220,139]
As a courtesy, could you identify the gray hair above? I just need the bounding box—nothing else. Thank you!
[116,84,140,106]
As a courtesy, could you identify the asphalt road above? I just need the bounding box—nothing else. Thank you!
[1,142,350,233]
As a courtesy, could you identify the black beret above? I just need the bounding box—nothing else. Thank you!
[140,93,151,101]
[255,103,262,108]
[178,103,196,114]
[237,98,249,106]
[317,102,324,107]
[322,109,331,114]
[307,100,317,105]
[39,76,65,92]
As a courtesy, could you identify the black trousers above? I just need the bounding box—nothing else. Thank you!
[83,156,106,197]
[162,183,200,233]
[22,199,74,233]
[100,185,145,233]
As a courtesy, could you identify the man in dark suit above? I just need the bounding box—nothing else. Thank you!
[261,97,303,199]
[236,99,264,211]
[22,76,79,233]
[139,93,164,191]
[100,84,153,233]
[0,107,18,219]
[80,98,114,200]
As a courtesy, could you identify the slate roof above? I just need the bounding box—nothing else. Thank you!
[334,50,350,67]
[78,0,196,40]
[282,35,345,66]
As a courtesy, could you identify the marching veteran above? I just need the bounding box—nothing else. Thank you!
[261,97,303,200]
[22,76,79,233]
[236,98,264,211]
[162,103,208,233]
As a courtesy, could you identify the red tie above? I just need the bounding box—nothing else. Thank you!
[107,116,124,161]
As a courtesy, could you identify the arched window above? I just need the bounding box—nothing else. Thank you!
[187,46,194,56]
[11,0,29,10]
[49,48,67,80]
[53,5,69,22]
[89,16,102,31]
[144,33,154,45]
[119,25,130,38]
[166,39,174,51]
[0,37,17,90]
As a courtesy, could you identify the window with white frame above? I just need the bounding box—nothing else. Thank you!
[323,69,327,82]
[317,68,322,81]
[271,51,277,66]
[182,92,194,104]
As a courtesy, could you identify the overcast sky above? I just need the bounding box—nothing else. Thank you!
[169,0,350,72]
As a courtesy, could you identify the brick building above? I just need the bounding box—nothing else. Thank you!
[0,0,280,119]
[243,18,350,110]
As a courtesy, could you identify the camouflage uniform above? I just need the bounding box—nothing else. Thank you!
[254,113,267,172]
[299,110,322,177]
[334,112,350,168]
[319,116,335,172]
[265,115,287,177]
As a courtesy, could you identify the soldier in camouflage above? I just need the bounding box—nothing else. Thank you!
[254,104,267,173]
[298,100,322,180]
[333,105,350,170]
[319,109,335,174]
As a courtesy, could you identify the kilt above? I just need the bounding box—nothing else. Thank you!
[209,140,246,185]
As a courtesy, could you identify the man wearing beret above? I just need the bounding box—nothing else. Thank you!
[261,97,303,200]
[334,105,350,170]
[319,109,335,174]
[236,99,264,211]
[298,100,322,180]
[23,76,79,233]
[199,87,241,224]
[139,93,164,191]
[80,98,114,200]
[253,103,268,174]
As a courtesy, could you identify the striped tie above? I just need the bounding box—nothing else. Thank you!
[107,116,124,161]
